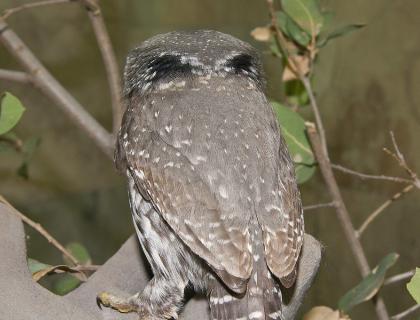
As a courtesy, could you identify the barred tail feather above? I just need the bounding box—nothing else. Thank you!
[208,268,283,320]
[208,225,284,320]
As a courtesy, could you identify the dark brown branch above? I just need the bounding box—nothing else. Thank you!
[0,18,113,157]
[306,123,389,320]
[331,163,412,184]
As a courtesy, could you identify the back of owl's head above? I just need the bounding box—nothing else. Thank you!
[123,30,265,98]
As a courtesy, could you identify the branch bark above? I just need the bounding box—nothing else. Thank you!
[306,123,389,320]
[0,18,113,158]
[0,203,322,320]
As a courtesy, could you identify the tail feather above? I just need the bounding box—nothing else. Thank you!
[208,224,284,320]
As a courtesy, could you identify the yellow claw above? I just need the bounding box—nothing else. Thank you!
[97,291,138,313]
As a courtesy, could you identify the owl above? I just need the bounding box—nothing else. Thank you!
[100,30,304,320]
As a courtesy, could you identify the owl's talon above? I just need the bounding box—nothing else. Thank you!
[96,291,139,314]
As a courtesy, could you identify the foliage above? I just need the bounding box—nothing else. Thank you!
[27,242,92,295]
[0,92,40,179]
[252,0,365,186]
[271,101,315,184]
[338,253,399,313]
[0,92,25,135]
[407,268,420,304]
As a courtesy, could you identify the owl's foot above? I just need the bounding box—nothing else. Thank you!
[97,291,140,313]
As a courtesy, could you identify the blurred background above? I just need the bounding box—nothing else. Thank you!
[0,0,419,318]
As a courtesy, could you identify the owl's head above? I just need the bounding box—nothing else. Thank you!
[124,30,264,98]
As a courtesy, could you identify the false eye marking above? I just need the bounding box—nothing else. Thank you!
[224,53,259,81]
[144,54,194,84]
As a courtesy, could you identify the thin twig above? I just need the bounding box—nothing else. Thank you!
[0,134,24,152]
[1,0,70,20]
[0,18,113,157]
[0,195,80,266]
[384,270,415,286]
[357,184,415,237]
[303,202,336,211]
[83,5,123,134]
[391,304,420,320]
[301,77,328,158]
[384,132,420,188]
[0,69,33,84]
[265,0,328,158]
[331,163,412,184]
[306,123,389,320]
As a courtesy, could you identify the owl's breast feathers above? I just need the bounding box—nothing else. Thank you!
[116,75,303,291]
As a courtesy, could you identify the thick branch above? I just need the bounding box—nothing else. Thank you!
[0,203,322,320]
[306,123,389,320]
[0,18,113,158]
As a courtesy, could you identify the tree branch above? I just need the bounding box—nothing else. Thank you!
[357,184,415,237]
[391,304,420,320]
[303,201,336,212]
[0,18,113,158]
[0,68,33,84]
[306,123,389,320]
[384,269,415,286]
[0,0,71,20]
[331,163,412,184]
[80,1,123,134]
[0,195,81,268]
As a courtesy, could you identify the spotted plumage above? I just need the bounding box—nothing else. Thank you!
[115,30,304,320]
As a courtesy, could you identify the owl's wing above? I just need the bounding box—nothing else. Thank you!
[259,137,304,288]
[124,131,252,293]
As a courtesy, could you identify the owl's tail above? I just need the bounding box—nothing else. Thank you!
[208,227,283,320]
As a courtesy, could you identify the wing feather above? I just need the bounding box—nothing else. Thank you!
[125,131,252,293]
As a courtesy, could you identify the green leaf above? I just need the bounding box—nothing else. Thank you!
[64,242,91,265]
[276,11,311,47]
[281,0,324,37]
[407,268,420,304]
[269,36,282,58]
[338,253,399,313]
[271,102,315,184]
[0,92,26,135]
[27,258,52,274]
[285,80,309,106]
[320,11,335,32]
[317,24,365,48]
[53,274,81,295]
